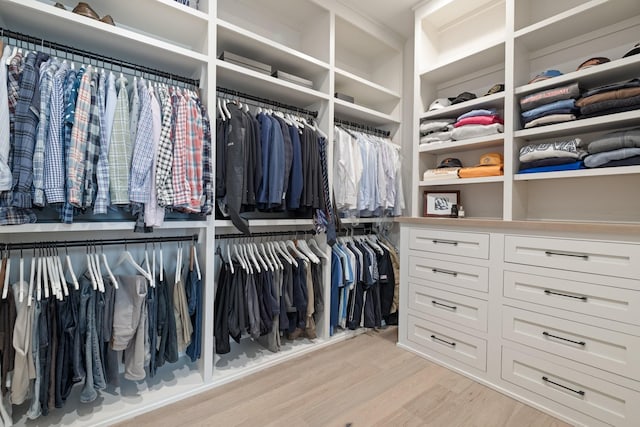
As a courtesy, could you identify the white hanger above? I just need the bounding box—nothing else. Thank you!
[27,251,36,306]
[159,243,164,282]
[307,239,329,261]
[259,243,274,271]
[286,240,309,262]
[225,244,235,274]
[86,251,98,291]
[297,240,320,264]
[5,46,18,66]
[268,242,283,270]
[36,255,43,302]
[144,244,153,288]
[46,249,61,299]
[192,242,202,280]
[101,251,118,290]
[64,247,79,290]
[242,243,256,274]
[175,242,182,285]
[92,247,105,293]
[18,250,24,303]
[43,250,51,299]
[222,99,231,119]
[277,241,297,266]
[217,98,226,121]
[1,251,10,300]
[54,251,69,298]
[252,243,269,271]
[232,242,247,271]
[365,235,385,255]
[114,244,152,282]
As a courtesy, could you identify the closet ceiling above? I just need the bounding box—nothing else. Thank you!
[337,0,418,38]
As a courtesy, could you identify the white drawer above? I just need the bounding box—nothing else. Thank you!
[504,235,640,279]
[504,270,640,326]
[408,228,489,259]
[408,281,488,332]
[502,306,640,381]
[502,346,640,427]
[409,255,489,294]
[407,314,487,371]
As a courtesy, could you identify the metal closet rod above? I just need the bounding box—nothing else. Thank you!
[334,118,391,137]
[0,27,199,87]
[216,86,318,118]
[3,234,199,252]
[215,229,317,240]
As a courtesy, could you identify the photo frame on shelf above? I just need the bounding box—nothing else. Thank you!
[423,190,460,217]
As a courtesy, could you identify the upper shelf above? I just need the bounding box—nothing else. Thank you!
[514,0,640,51]
[334,99,400,127]
[0,220,209,234]
[420,93,504,121]
[419,176,504,186]
[334,67,400,114]
[419,135,504,155]
[0,0,208,78]
[514,165,640,181]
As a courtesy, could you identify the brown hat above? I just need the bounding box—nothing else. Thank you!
[476,153,503,166]
[577,57,610,71]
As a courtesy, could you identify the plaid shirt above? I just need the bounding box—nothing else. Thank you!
[199,101,213,215]
[94,71,110,214]
[59,67,80,223]
[172,90,190,207]
[44,62,68,204]
[108,76,131,205]
[0,47,11,192]
[184,91,203,212]
[33,59,59,206]
[155,86,175,207]
[82,71,101,208]
[129,79,155,203]
[12,52,49,208]
[67,68,92,207]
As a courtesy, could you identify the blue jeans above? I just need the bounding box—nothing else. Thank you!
[185,268,201,362]
[79,276,106,403]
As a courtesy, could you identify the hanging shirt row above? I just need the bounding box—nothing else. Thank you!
[216,99,330,235]
[0,45,213,228]
[0,242,202,422]
[333,126,405,218]
[214,237,327,355]
[330,234,399,335]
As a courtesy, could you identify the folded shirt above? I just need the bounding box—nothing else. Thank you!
[587,128,640,154]
[420,130,453,143]
[519,138,585,163]
[456,109,497,121]
[458,164,503,178]
[524,114,576,128]
[519,156,579,171]
[420,120,454,134]
[593,155,640,168]
[423,168,460,180]
[580,94,640,116]
[576,87,640,107]
[580,78,640,98]
[584,147,640,168]
[521,99,576,119]
[520,83,581,112]
[517,161,584,174]
[452,123,503,141]
[454,115,503,127]
[522,108,577,125]
[580,104,640,119]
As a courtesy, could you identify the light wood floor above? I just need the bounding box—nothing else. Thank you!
[117,327,571,427]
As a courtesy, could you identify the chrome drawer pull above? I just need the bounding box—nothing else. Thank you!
[431,268,458,277]
[542,376,585,396]
[432,300,457,311]
[430,334,456,347]
[544,290,588,301]
[544,250,589,260]
[431,239,458,246]
[543,331,586,346]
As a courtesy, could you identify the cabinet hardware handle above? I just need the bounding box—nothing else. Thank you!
[432,239,458,246]
[431,268,458,277]
[432,300,457,310]
[544,290,588,301]
[430,334,456,347]
[542,331,586,346]
[544,251,589,260]
[542,376,585,396]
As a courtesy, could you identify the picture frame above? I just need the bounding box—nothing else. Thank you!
[423,191,460,217]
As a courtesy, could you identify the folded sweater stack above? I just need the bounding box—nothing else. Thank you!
[419,119,454,146]
[584,128,640,168]
[452,109,503,141]
[576,78,640,119]
[520,83,580,129]
[518,138,587,173]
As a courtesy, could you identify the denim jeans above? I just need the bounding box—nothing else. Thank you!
[56,286,79,408]
[101,280,119,386]
[26,299,42,419]
[146,285,157,377]
[185,269,202,362]
[79,275,106,403]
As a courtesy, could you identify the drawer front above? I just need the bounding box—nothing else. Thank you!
[502,306,640,381]
[407,314,487,371]
[504,235,640,279]
[409,281,488,332]
[504,270,640,326]
[502,346,639,426]
[408,228,489,259]
[409,255,489,294]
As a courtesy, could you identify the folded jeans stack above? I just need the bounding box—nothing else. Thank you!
[576,79,640,119]
[520,82,580,129]
[518,138,587,173]
[583,128,640,168]
[451,109,503,141]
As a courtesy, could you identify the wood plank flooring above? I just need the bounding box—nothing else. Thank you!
[117,328,571,427]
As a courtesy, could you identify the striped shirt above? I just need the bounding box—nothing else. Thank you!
[129,79,155,203]
[67,67,92,206]
[44,61,69,203]
[155,85,175,207]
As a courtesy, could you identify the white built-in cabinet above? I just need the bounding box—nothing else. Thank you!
[0,0,404,425]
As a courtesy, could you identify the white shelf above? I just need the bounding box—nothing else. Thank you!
[334,67,400,110]
[420,0,501,30]
[514,165,640,181]
[217,19,330,85]
[419,135,505,155]
[214,219,315,231]
[0,220,209,234]
[334,98,400,126]
[216,60,329,107]
[339,217,394,224]
[514,0,640,51]
[420,93,505,121]
[514,110,640,140]
[0,0,208,78]
[419,176,504,186]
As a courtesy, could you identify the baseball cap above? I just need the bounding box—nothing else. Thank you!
[450,91,477,104]
[577,57,610,71]
[437,158,463,169]
[485,84,504,96]
[528,69,562,84]
[428,98,452,111]
[623,42,640,58]
[476,153,503,166]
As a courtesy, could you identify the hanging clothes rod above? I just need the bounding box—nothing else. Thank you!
[0,27,199,87]
[215,229,317,240]
[216,86,318,118]
[3,234,199,252]
[334,118,391,137]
